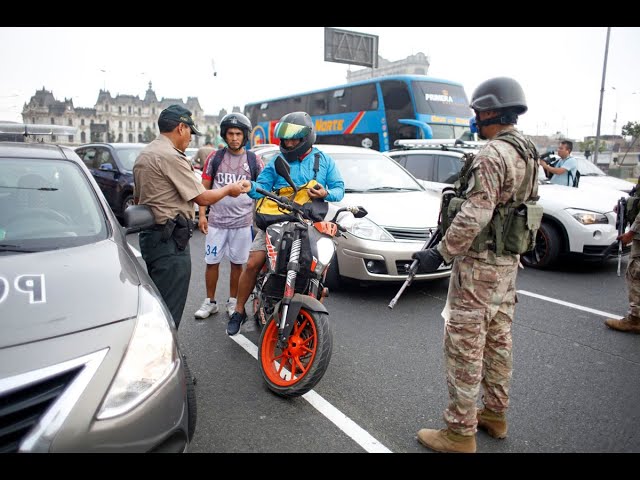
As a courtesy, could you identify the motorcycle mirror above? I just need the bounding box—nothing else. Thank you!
[274,155,296,192]
[354,206,368,218]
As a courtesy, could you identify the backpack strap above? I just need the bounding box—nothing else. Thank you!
[207,147,226,189]
[313,152,320,180]
[246,150,259,181]
[493,130,540,201]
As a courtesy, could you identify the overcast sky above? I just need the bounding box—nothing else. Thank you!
[1,26,638,141]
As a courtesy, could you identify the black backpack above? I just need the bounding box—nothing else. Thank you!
[569,169,580,187]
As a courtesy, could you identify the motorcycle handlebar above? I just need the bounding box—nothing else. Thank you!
[255,187,304,215]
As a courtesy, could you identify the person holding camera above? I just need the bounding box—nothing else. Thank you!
[540,140,578,187]
[133,105,250,328]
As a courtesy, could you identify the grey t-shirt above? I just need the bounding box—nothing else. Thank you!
[207,149,255,229]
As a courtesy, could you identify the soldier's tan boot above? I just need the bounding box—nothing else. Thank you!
[604,315,640,334]
[416,428,476,453]
[477,408,508,439]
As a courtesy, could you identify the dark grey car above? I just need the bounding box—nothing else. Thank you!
[0,142,196,452]
[74,143,144,218]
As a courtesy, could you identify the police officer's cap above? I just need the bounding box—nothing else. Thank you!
[159,105,202,135]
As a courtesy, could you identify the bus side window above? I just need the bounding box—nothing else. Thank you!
[351,84,378,111]
[385,87,411,110]
[310,94,327,116]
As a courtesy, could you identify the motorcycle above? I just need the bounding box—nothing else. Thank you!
[251,156,367,398]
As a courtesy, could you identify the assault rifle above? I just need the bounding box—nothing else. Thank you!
[616,196,627,277]
[388,227,443,309]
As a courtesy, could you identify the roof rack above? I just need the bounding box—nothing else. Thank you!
[0,123,77,137]
[393,138,486,149]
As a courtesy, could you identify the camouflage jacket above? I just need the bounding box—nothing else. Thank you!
[437,128,538,267]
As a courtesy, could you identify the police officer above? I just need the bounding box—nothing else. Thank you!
[411,77,539,453]
[133,104,250,328]
[192,140,215,169]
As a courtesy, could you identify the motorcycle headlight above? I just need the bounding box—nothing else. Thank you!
[96,284,178,419]
[314,236,336,274]
[566,208,609,225]
[343,217,394,242]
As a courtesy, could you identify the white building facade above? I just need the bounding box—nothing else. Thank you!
[21,83,236,147]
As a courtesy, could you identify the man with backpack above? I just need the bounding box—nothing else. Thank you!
[226,111,345,337]
[540,140,579,187]
[194,112,264,320]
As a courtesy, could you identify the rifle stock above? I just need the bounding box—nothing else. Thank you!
[388,228,442,309]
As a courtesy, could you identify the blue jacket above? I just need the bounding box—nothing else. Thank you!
[248,147,345,202]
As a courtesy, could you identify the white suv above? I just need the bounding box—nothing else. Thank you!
[386,139,628,269]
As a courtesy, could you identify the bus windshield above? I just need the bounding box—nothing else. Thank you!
[412,81,472,117]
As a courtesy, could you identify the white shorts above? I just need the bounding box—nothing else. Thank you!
[204,225,253,265]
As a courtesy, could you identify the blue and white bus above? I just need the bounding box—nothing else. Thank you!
[243,74,473,151]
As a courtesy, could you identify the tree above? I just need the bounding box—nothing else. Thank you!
[578,138,606,154]
[143,126,155,143]
[618,121,640,166]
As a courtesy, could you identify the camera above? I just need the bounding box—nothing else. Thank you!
[540,151,559,180]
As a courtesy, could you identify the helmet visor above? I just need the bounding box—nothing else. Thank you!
[273,121,311,140]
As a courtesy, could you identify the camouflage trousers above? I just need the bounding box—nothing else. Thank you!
[626,257,640,319]
[441,255,518,436]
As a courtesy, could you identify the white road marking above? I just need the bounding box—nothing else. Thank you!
[228,289,620,453]
[517,290,623,319]
[229,331,392,453]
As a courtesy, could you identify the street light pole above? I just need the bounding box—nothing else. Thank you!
[594,27,611,165]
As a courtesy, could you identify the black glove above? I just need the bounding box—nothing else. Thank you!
[411,247,444,274]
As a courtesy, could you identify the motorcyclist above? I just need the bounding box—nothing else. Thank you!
[225,111,345,336]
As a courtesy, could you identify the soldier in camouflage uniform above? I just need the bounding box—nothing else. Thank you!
[411,77,540,453]
[605,208,640,333]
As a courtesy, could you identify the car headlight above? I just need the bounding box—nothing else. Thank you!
[566,208,609,225]
[96,284,178,419]
[343,216,394,241]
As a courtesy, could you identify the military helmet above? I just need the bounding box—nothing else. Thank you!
[220,112,252,147]
[273,111,316,162]
[470,77,528,115]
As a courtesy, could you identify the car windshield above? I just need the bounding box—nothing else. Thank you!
[331,151,424,192]
[0,158,108,253]
[575,157,606,176]
[117,147,145,171]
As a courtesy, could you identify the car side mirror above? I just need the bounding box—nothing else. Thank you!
[99,163,115,172]
[123,204,155,234]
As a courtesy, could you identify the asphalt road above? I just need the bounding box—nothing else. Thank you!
[128,230,640,453]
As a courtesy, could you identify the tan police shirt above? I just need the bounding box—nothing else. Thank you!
[194,145,214,168]
[133,135,206,224]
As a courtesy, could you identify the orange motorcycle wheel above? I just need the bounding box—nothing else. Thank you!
[258,308,332,398]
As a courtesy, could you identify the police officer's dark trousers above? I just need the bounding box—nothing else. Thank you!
[139,229,191,328]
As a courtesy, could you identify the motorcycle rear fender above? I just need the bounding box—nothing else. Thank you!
[275,293,329,340]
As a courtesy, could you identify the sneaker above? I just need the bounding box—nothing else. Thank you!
[226,297,237,317]
[194,298,218,319]
[226,311,247,336]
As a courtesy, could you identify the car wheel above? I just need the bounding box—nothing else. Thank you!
[121,194,135,217]
[323,253,341,292]
[521,221,562,269]
[182,356,197,442]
